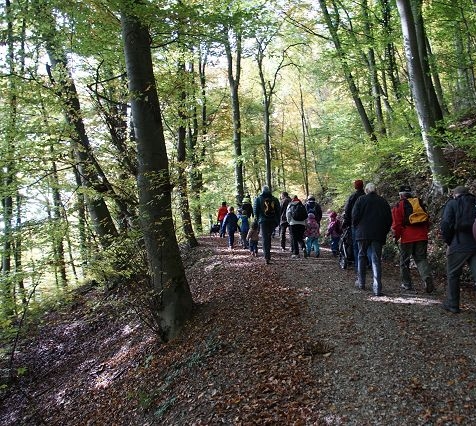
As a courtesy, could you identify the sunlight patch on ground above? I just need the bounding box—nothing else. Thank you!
[368,295,441,306]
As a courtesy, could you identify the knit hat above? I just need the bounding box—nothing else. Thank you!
[354,180,364,190]
[399,185,412,194]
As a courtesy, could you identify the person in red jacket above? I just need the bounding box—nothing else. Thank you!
[217,201,228,238]
[391,185,433,293]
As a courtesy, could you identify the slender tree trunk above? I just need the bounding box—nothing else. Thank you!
[36,1,118,247]
[299,83,309,196]
[177,60,198,248]
[121,7,193,342]
[396,0,451,192]
[224,31,244,204]
[318,0,377,142]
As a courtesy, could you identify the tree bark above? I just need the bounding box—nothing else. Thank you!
[396,0,451,192]
[121,7,193,342]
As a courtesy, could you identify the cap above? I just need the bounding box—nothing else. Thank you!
[399,185,412,193]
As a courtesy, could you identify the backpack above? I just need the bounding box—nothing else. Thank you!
[290,202,308,221]
[262,196,276,218]
[403,197,429,225]
[455,193,476,234]
[238,215,249,232]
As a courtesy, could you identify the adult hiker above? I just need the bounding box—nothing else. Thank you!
[217,201,228,238]
[253,185,280,265]
[352,182,392,297]
[343,179,366,269]
[279,191,292,251]
[391,185,433,293]
[440,185,476,313]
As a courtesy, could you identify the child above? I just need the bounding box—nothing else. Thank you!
[237,209,250,249]
[221,206,239,249]
[304,212,320,257]
[327,211,343,256]
[247,220,260,256]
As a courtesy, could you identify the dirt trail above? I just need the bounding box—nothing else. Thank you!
[1,235,475,425]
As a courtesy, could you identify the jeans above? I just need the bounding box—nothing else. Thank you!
[260,221,275,260]
[240,231,249,248]
[289,224,306,256]
[399,240,431,287]
[330,236,339,255]
[249,240,258,255]
[357,239,384,295]
[306,237,320,256]
[445,251,476,309]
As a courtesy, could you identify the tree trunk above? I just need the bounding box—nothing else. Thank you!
[318,0,377,142]
[121,8,193,342]
[224,31,244,204]
[396,0,451,192]
[177,60,198,248]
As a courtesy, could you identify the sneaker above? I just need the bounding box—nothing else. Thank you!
[281,248,287,252]
[266,259,271,265]
[424,277,434,293]
[304,251,309,258]
[291,254,299,259]
[374,292,385,297]
[401,283,413,291]
[315,251,320,258]
[442,303,460,314]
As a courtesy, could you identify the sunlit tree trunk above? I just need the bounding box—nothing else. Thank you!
[396,0,451,192]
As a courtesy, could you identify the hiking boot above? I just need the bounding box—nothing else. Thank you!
[266,259,271,265]
[442,303,460,314]
[401,283,413,291]
[424,277,434,293]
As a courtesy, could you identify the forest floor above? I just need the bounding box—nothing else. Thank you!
[1,235,476,425]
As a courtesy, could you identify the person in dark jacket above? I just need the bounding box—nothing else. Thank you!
[241,195,253,219]
[221,206,239,249]
[305,195,323,224]
[440,186,476,313]
[279,191,292,251]
[253,185,280,264]
[343,179,366,269]
[352,182,392,296]
[392,185,433,293]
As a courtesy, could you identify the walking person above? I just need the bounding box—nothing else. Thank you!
[247,220,260,256]
[304,212,321,258]
[253,185,280,264]
[343,179,366,269]
[305,195,323,225]
[241,195,254,219]
[217,201,228,238]
[352,182,392,296]
[391,185,434,293]
[440,186,476,313]
[221,206,239,250]
[237,209,250,249]
[279,191,292,251]
[286,195,308,259]
[327,211,343,257]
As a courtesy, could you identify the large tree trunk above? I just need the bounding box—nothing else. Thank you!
[121,8,193,342]
[396,0,451,193]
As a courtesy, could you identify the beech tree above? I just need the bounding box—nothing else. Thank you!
[121,3,194,341]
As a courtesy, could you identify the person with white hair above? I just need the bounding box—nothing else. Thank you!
[352,182,392,296]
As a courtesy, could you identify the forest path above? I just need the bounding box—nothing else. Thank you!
[1,235,476,425]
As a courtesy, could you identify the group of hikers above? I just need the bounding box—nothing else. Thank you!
[216,181,476,315]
